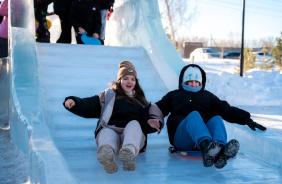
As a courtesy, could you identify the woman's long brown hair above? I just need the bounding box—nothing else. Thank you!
[109,79,149,107]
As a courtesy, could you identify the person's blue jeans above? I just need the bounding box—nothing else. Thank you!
[174,111,227,151]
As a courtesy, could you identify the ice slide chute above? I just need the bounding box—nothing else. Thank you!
[2,0,282,183]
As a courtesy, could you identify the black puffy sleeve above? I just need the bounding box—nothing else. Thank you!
[63,95,101,119]
[208,91,250,125]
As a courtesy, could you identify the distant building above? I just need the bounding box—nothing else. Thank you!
[183,42,203,58]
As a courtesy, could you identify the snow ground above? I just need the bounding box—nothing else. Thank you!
[0,117,28,184]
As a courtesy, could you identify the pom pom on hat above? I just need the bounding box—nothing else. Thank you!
[183,66,202,84]
[117,61,137,80]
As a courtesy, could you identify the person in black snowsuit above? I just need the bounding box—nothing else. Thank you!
[152,64,266,169]
[34,0,53,43]
[69,0,102,44]
[54,0,74,43]
[63,61,163,174]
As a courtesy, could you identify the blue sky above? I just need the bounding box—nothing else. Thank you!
[159,0,282,41]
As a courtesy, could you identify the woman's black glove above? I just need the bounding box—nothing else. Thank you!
[246,118,266,131]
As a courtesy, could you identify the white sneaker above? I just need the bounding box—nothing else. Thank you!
[119,144,136,171]
[97,145,118,174]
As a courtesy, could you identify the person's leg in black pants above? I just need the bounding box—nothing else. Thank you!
[0,37,8,58]
[35,2,50,43]
[56,12,72,43]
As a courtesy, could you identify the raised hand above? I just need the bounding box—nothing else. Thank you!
[64,99,75,109]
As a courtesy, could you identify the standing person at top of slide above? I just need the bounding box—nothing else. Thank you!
[151,64,266,169]
[63,61,163,174]
[34,0,54,43]
[54,0,74,43]
[69,0,101,44]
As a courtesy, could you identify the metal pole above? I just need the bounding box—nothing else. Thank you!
[240,0,245,77]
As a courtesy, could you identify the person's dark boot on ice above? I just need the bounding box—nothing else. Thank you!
[214,139,240,169]
[200,139,221,167]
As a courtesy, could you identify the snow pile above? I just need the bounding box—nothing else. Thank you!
[184,59,282,106]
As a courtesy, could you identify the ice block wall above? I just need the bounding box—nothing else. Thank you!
[106,0,185,90]
[226,123,282,168]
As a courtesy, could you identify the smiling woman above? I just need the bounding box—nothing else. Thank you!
[63,60,163,174]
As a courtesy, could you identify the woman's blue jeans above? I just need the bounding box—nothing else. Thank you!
[174,111,227,150]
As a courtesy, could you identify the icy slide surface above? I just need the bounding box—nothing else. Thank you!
[36,43,282,184]
[3,0,282,183]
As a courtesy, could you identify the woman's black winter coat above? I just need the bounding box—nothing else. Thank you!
[155,64,251,146]
[63,94,155,149]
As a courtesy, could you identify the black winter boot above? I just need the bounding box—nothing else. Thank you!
[214,139,239,169]
[36,37,50,43]
[200,140,221,167]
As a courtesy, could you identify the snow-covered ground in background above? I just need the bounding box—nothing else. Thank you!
[184,59,282,106]
[184,58,282,138]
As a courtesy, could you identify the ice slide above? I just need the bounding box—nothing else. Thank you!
[1,0,282,183]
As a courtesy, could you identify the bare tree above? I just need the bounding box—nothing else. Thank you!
[247,39,260,48]
[159,0,197,45]
[261,36,276,48]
